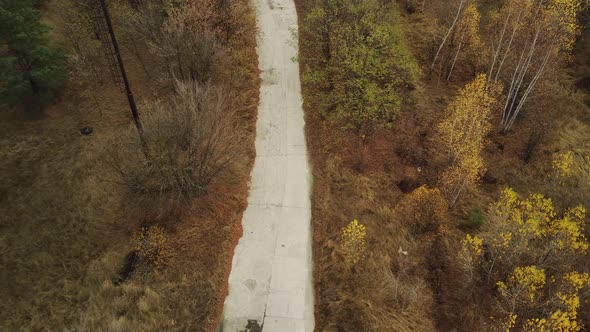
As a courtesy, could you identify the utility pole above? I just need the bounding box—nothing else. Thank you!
[96,0,144,135]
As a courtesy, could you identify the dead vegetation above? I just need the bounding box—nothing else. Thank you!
[0,0,258,330]
[107,80,245,221]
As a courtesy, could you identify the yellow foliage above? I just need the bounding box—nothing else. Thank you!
[495,0,582,57]
[455,3,483,63]
[461,234,483,264]
[552,150,575,180]
[438,73,502,163]
[524,272,590,331]
[563,271,590,291]
[134,226,173,270]
[437,74,502,206]
[468,189,588,272]
[546,0,583,52]
[485,188,587,258]
[552,206,588,253]
[340,219,367,266]
[438,156,482,206]
[466,189,590,330]
[498,266,546,304]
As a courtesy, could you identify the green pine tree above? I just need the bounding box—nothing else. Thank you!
[0,0,66,109]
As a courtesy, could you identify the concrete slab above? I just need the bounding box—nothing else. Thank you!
[219,0,314,331]
[263,317,305,332]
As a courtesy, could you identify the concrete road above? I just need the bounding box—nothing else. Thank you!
[219,0,314,331]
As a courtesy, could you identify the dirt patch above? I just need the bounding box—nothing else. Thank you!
[113,251,139,285]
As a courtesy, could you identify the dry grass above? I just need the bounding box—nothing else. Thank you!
[0,0,259,331]
[295,1,438,330]
[296,0,590,330]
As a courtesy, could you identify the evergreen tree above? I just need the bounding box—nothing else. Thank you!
[0,0,66,108]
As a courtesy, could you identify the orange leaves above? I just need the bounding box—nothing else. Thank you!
[134,226,173,270]
[397,186,448,235]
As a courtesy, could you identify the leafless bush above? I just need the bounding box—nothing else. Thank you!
[122,0,223,83]
[107,80,243,218]
[115,0,166,78]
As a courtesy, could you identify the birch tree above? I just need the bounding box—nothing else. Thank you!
[437,74,502,206]
[486,0,583,134]
[430,0,471,73]
[445,3,482,80]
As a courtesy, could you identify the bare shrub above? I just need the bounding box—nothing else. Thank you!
[112,0,166,79]
[107,80,243,218]
[396,186,449,236]
[115,0,224,83]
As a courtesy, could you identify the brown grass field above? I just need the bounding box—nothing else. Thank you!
[0,0,259,330]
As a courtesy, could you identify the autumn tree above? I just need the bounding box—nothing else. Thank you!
[496,266,547,316]
[486,0,583,134]
[110,0,158,78]
[54,1,105,82]
[473,189,588,277]
[117,0,223,83]
[302,0,419,141]
[0,0,67,108]
[437,74,502,206]
[445,3,482,80]
[430,0,475,74]
[50,0,109,115]
[460,188,590,329]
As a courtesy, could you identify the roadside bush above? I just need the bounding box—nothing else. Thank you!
[107,80,243,218]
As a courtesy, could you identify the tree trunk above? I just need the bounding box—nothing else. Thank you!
[430,0,466,73]
[447,31,465,80]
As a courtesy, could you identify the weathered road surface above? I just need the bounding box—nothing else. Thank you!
[219,0,314,331]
